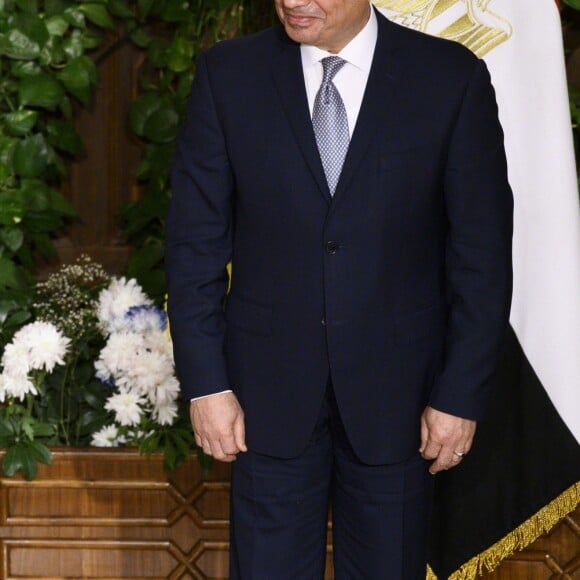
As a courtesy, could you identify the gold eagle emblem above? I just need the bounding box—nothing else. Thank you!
[373,0,512,57]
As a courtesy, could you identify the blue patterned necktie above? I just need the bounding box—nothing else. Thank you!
[312,56,350,196]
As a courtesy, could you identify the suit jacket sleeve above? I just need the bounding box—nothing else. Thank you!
[165,52,233,400]
[429,58,514,420]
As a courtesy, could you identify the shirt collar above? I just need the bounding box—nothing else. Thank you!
[300,4,377,73]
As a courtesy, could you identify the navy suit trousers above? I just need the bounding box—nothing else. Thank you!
[229,380,434,579]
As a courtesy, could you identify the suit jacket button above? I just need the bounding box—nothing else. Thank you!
[325,241,339,254]
[321,318,326,326]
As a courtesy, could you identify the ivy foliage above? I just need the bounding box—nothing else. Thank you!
[0,0,116,339]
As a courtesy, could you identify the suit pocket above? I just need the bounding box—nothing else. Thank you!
[394,301,447,345]
[226,293,272,336]
[380,142,437,171]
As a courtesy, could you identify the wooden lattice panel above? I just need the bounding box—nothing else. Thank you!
[0,450,231,579]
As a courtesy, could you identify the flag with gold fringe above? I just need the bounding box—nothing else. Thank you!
[374,0,580,577]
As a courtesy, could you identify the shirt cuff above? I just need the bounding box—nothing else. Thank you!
[190,389,232,402]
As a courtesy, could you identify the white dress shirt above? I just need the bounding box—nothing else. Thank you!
[192,5,378,403]
[301,5,378,137]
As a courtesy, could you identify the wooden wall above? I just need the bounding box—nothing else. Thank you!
[0,450,578,579]
[54,29,143,275]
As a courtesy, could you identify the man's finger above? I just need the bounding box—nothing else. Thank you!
[220,434,240,456]
[201,438,213,457]
[419,415,429,453]
[421,440,441,460]
[234,414,247,452]
[430,446,455,474]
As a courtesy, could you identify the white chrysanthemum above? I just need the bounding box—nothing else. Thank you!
[125,306,167,334]
[127,349,174,393]
[149,376,180,406]
[90,424,122,447]
[0,374,7,403]
[105,391,146,426]
[3,373,37,401]
[95,332,145,380]
[152,401,178,426]
[14,321,70,372]
[97,278,152,334]
[145,331,174,360]
[1,341,31,376]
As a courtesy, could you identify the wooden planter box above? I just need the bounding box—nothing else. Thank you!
[0,449,233,580]
[0,448,577,579]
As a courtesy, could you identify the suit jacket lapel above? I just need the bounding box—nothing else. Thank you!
[272,29,332,204]
[271,12,404,207]
[331,11,403,208]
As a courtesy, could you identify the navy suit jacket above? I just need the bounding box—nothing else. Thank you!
[166,10,513,464]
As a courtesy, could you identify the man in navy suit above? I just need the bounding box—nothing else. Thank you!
[166,0,513,577]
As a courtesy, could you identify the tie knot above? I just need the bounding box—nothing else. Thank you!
[321,56,346,84]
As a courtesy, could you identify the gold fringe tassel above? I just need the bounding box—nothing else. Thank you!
[426,481,580,580]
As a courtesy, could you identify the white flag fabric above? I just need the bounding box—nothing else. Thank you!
[376,0,580,443]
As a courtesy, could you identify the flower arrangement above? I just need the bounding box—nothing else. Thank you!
[0,256,195,480]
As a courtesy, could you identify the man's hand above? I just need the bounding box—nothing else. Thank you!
[420,406,476,474]
[190,392,247,462]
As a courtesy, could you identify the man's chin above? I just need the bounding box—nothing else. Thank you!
[282,21,322,45]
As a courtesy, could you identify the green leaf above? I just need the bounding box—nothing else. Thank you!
[4,308,32,329]
[15,0,39,14]
[0,227,24,252]
[3,29,40,59]
[2,442,41,479]
[2,444,25,477]
[60,95,73,120]
[46,120,84,155]
[147,39,168,68]
[4,110,38,136]
[63,8,86,29]
[0,299,18,324]
[167,429,194,455]
[19,73,65,108]
[161,0,190,23]
[45,0,68,17]
[129,93,163,136]
[29,441,52,464]
[30,232,56,258]
[45,15,70,36]
[22,417,35,441]
[48,188,76,216]
[20,179,51,211]
[0,417,15,437]
[129,26,151,48]
[23,211,62,233]
[127,242,164,278]
[108,0,134,19]
[10,61,42,78]
[563,0,580,8]
[11,13,49,48]
[137,0,155,20]
[138,268,166,302]
[80,30,102,50]
[0,191,25,225]
[166,38,193,73]
[143,108,179,143]
[0,256,23,290]
[176,71,194,101]
[31,422,55,438]
[57,55,97,104]
[12,134,48,177]
[0,135,18,170]
[78,3,115,30]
